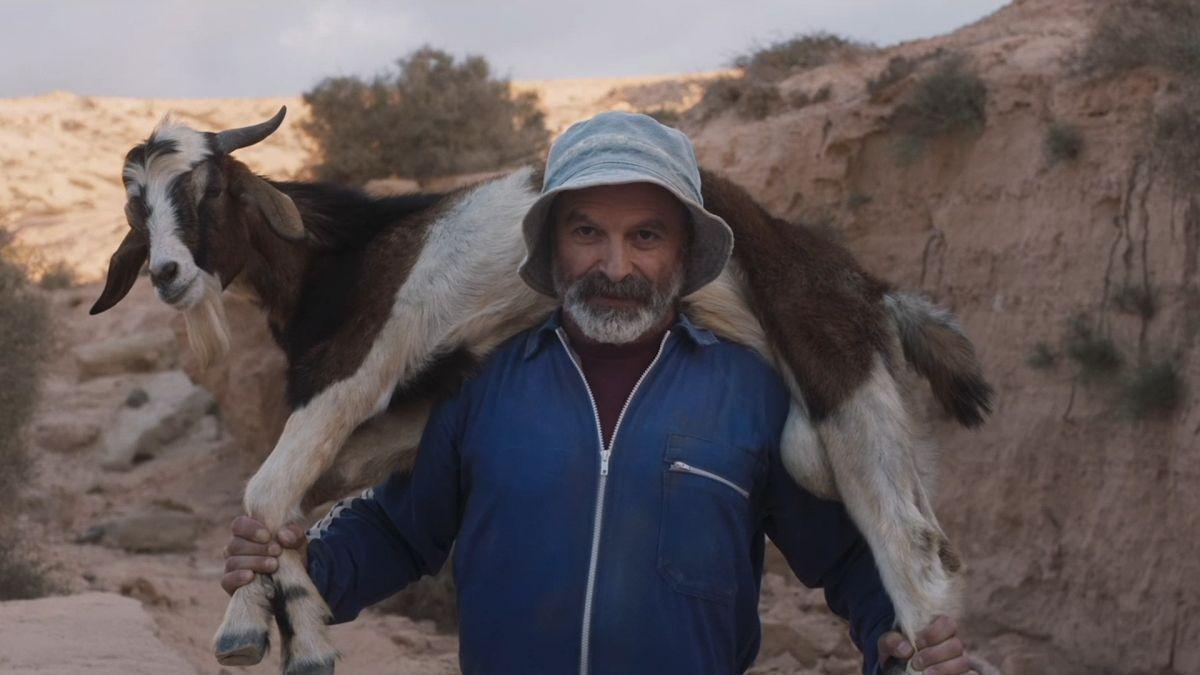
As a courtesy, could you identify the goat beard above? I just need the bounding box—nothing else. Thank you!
[183,272,231,370]
[553,260,683,345]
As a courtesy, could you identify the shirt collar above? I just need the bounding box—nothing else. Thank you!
[523,306,718,360]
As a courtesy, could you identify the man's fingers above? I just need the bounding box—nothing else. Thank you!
[912,637,964,670]
[224,537,280,558]
[230,515,271,543]
[916,615,957,649]
[224,555,279,575]
[220,569,255,595]
[878,630,914,662]
[923,655,971,675]
[277,523,307,548]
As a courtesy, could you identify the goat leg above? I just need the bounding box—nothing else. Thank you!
[813,351,963,675]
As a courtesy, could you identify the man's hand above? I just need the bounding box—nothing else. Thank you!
[220,515,307,596]
[878,615,974,674]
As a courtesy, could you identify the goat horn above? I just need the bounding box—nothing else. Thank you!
[213,106,287,154]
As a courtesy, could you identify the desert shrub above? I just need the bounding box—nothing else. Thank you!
[1044,121,1083,164]
[303,46,549,184]
[867,55,918,100]
[693,77,785,121]
[0,535,55,601]
[1120,359,1185,418]
[38,260,75,290]
[788,84,833,109]
[1063,313,1122,379]
[892,54,987,139]
[1112,282,1157,319]
[1027,341,1059,370]
[640,107,682,128]
[0,228,53,599]
[1080,0,1200,80]
[733,32,873,82]
[1154,87,1200,187]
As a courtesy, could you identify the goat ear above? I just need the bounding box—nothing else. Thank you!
[234,169,306,242]
[89,228,148,315]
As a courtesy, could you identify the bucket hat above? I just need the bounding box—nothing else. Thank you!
[518,111,734,297]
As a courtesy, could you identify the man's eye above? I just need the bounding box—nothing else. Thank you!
[635,230,661,242]
[575,226,598,237]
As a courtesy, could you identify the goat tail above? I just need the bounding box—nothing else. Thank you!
[882,292,993,427]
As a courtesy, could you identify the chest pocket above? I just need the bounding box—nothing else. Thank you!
[657,433,762,604]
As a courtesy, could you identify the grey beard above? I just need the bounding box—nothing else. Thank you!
[553,262,683,345]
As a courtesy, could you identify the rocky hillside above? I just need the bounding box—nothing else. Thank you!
[3,0,1197,673]
[683,0,1198,672]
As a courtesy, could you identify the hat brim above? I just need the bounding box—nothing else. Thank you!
[518,163,734,298]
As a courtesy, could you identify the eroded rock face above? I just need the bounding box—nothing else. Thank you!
[87,507,204,554]
[684,1,1199,671]
[0,592,195,673]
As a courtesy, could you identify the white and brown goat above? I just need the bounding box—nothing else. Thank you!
[92,107,990,675]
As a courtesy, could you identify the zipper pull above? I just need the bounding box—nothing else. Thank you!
[600,450,611,476]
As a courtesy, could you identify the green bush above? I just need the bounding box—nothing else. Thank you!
[1027,341,1059,370]
[1120,359,1185,419]
[0,229,53,600]
[1044,121,1083,164]
[693,77,785,121]
[303,46,549,184]
[1080,0,1200,80]
[1063,313,1122,380]
[1111,282,1156,319]
[892,54,987,139]
[38,260,75,290]
[867,55,918,100]
[733,32,873,82]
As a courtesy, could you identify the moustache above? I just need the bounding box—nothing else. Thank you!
[571,271,654,304]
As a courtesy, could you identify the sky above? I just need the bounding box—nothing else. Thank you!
[0,0,1010,98]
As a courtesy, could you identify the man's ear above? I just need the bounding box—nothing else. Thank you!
[89,228,148,314]
[231,166,306,242]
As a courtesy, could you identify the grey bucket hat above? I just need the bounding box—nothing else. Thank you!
[518,111,734,297]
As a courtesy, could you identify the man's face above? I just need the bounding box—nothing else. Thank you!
[551,182,689,344]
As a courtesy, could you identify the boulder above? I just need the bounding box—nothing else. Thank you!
[98,370,214,470]
[32,414,100,453]
[89,507,203,553]
[0,592,195,673]
[72,328,179,380]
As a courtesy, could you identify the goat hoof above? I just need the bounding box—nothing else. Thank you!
[214,630,269,666]
[284,657,336,675]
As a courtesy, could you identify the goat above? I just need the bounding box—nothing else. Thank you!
[92,107,990,675]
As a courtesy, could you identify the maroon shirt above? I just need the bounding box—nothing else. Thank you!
[561,310,676,448]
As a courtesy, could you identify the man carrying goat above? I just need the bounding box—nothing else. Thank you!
[222,112,973,674]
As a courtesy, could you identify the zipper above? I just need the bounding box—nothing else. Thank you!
[555,327,672,675]
[668,460,750,499]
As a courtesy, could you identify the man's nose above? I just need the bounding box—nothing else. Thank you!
[599,241,633,281]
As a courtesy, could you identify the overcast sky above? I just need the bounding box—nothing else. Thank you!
[1,0,1009,98]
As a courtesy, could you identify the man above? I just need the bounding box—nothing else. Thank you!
[222,112,972,674]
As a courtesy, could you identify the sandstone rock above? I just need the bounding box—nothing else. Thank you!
[32,415,100,453]
[73,328,179,379]
[0,592,195,673]
[92,508,203,553]
[98,370,215,470]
